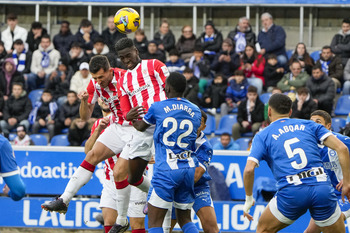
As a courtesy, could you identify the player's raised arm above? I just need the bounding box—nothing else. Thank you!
[323,135,350,201]
[78,90,94,121]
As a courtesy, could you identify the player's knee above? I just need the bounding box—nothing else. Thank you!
[85,149,100,165]
[127,175,139,185]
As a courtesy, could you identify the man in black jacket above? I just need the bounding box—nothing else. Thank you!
[232,85,264,140]
[102,16,126,52]
[74,19,100,53]
[26,21,48,53]
[53,21,75,57]
[227,17,256,54]
[153,19,175,53]
[330,18,350,67]
[0,83,32,137]
[291,87,317,119]
[306,65,335,115]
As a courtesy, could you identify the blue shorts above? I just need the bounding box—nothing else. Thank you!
[269,184,341,227]
[148,168,196,210]
[336,194,350,213]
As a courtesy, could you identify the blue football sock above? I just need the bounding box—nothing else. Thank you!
[148,227,163,233]
[182,222,199,233]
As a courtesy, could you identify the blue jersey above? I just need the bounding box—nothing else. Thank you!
[143,97,201,171]
[0,135,19,177]
[195,132,212,186]
[319,132,350,196]
[249,118,332,190]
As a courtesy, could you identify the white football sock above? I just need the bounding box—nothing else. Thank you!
[116,185,131,226]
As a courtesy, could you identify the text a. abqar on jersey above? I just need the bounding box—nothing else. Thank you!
[272,124,306,140]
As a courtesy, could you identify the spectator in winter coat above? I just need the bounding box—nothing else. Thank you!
[12,39,32,76]
[257,12,287,66]
[1,13,28,53]
[153,19,176,53]
[188,46,212,93]
[69,62,92,94]
[288,42,314,75]
[27,35,61,92]
[264,54,284,92]
[26,21,48,53]
[0,58,25,100]
[101,16,126,52]
[316,45,343,89]
[330,18,350,67]
[211,38,240,78]
[165,49,186,73]
[68,118,90,146]
[342,59,350,95]
[232,86,264,140]
[291,87,317,120]
[54,91,80,135]
[133,29,148,58]
[227,17,256,54]
[64,42,90,73]
[306,65,335,115]
[53,21,75,57]
[277,60,309,93]
[28,90,58,141]
[176,25,196,63]
[202,74,227,109]
[212,133,240,150]
[88,37,111,60]
[141,40,166,63]
[220,70,249,116]
[74,19,100,54]
[0,83,32,137]
[183,67,200,106]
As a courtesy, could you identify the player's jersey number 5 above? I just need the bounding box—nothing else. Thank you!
[284,137,307,170]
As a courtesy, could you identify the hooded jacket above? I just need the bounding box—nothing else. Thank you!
[0,58,25,96]
[53,29,75,56]
[30,42,61,75]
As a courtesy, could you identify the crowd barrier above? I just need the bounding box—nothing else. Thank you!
[0,146,349,232]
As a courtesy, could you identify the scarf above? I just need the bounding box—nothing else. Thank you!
[235,32,246,53]
[41,50,52,68]
[12,49,26,72]
[320,60,331,75]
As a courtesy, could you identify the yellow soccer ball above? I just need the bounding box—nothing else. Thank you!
[114,7,140,34]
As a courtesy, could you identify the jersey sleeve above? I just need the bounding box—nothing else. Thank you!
[314,123,333,144]
[90,119,100,136]
[248,134,267,166]
[153,59,170,86]
[196,142,213,171]
[86,79,99,105]
[143,104,156,125]
[0,141,19,177]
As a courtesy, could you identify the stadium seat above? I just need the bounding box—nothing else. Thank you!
[259,93,272,104]
[310,50,321,61]
[241,132,254,137]
[30,134,48,146]
[334,95,350,115]
[214,115,237,135]
[203,114,216,135]
[50,135,70,146]
[286,49,293,59]
[39,128,49,133]
[209,137,221,147]
[235,137,251,150]
[28,89,44,107]
[332,118,346,133]
[61,128,69,134]
[9,133,16,141]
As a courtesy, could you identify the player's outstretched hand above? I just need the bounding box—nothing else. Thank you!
[126,106,146,121]
[243,195,255,221]
[98,117,110,131]
[341,181,350,202]
[78,90,89,101]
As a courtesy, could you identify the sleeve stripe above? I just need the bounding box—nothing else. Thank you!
[247,157,260,167]
[320,132,333,144]
[143,118,153,125]
[199,162,207,171]
[1,169,20,177]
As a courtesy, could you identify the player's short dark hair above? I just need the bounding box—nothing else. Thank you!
[41,34,51,41]
[89,55,110,73]
[166,72,187,94]
[221,132,231,138]
[268,93,292,114]
[200,110,207,124]
[247,85,257,93]
[311,110,332,125]
[67,90,77,96]
[31,21,42,29]
[115,38,134,53]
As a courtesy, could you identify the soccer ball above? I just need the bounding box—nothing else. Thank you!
[114,7,140,34]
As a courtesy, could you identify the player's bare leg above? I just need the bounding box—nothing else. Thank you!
[148,202,168,231]
[304,213,346,233]
[176,208,199,233]
[196,206,220,233]
[130,217,146,232]
[128,157,150,192]
[41,142,114,213]
[102,207,118,233]
[256,205,289,233]
[319,214,345,233]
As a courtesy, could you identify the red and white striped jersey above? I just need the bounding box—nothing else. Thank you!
[87,68,131,126]
[117,59,169,112]
[90,114,119,181]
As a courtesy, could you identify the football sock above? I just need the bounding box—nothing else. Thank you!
[115,178,131,226]
[131,175,150,193]
[104,225,112,233]
[60,160,95,204]
[148,227,163,233]
[182,222,199,233]
[132,229,146,233]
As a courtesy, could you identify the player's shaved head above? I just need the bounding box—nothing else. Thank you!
[268,93,292,114]
[311,110,332,125]
[166,72,187,95]
[114,37,134,52]
[89,55,110,73]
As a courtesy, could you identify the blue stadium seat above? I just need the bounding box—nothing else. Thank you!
[30,134,48,146]
[334,95,350,115]
[235,137,252,150]
[241,132,254,137]
[28,89,44,107]
[310,50,321,61]
[50,135,70,146]
[259,93,272,104]
[209,137,220,147]
[61,128,69,134]
[9,133,16,141]
[39,128,49,133]
[203,114,216,135]
[214,115,237,135]
[332,118,346,133]
[286,49,293,59]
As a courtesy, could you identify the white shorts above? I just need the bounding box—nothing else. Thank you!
[121,125,155,161]
[96,123,135,155]
[99,178,147,218]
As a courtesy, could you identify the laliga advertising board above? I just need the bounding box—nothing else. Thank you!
[0,146,349,232]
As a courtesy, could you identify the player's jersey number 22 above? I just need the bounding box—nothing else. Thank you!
[163,117,193,148]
